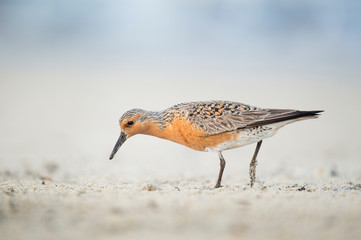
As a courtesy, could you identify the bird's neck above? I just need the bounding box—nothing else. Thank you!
[138,110,169,138]
[139,110,209,151]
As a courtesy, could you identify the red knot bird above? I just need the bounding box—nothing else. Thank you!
[109,100,322,188]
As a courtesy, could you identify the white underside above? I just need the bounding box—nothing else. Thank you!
[204,120,298,152]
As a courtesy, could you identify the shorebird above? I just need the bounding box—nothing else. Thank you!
[109,101,322,188]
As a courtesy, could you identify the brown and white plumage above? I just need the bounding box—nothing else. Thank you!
[110,100,323,188]
[165,101,321,136]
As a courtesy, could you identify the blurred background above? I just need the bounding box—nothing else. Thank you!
[1,0,360,183]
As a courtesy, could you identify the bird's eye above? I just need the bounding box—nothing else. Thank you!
[127,121,134,126]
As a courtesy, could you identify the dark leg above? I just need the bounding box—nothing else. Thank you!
[215,152,226,188]
[249,140,263,187]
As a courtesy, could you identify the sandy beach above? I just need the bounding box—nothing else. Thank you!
[1,171,361,240]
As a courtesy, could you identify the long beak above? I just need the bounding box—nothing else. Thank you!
[109,132,127,160]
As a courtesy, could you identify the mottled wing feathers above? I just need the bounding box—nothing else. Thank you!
[168,101,322,136]
[167,101,258,135]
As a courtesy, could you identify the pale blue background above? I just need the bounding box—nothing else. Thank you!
[1,0,360,181]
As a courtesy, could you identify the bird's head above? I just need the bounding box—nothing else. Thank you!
[109,109,148,160]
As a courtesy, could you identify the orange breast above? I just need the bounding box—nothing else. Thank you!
[145,117,237,151]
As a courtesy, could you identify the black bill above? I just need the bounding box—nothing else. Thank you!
[109,132,127,160]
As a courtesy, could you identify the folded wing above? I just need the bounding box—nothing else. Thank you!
[181,101,322,136]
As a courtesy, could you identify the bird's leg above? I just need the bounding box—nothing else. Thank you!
[249,140,263,187]
[215,152,226,188]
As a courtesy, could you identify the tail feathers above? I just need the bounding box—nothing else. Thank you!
[291,110,323,119]
[246,110,323,128]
